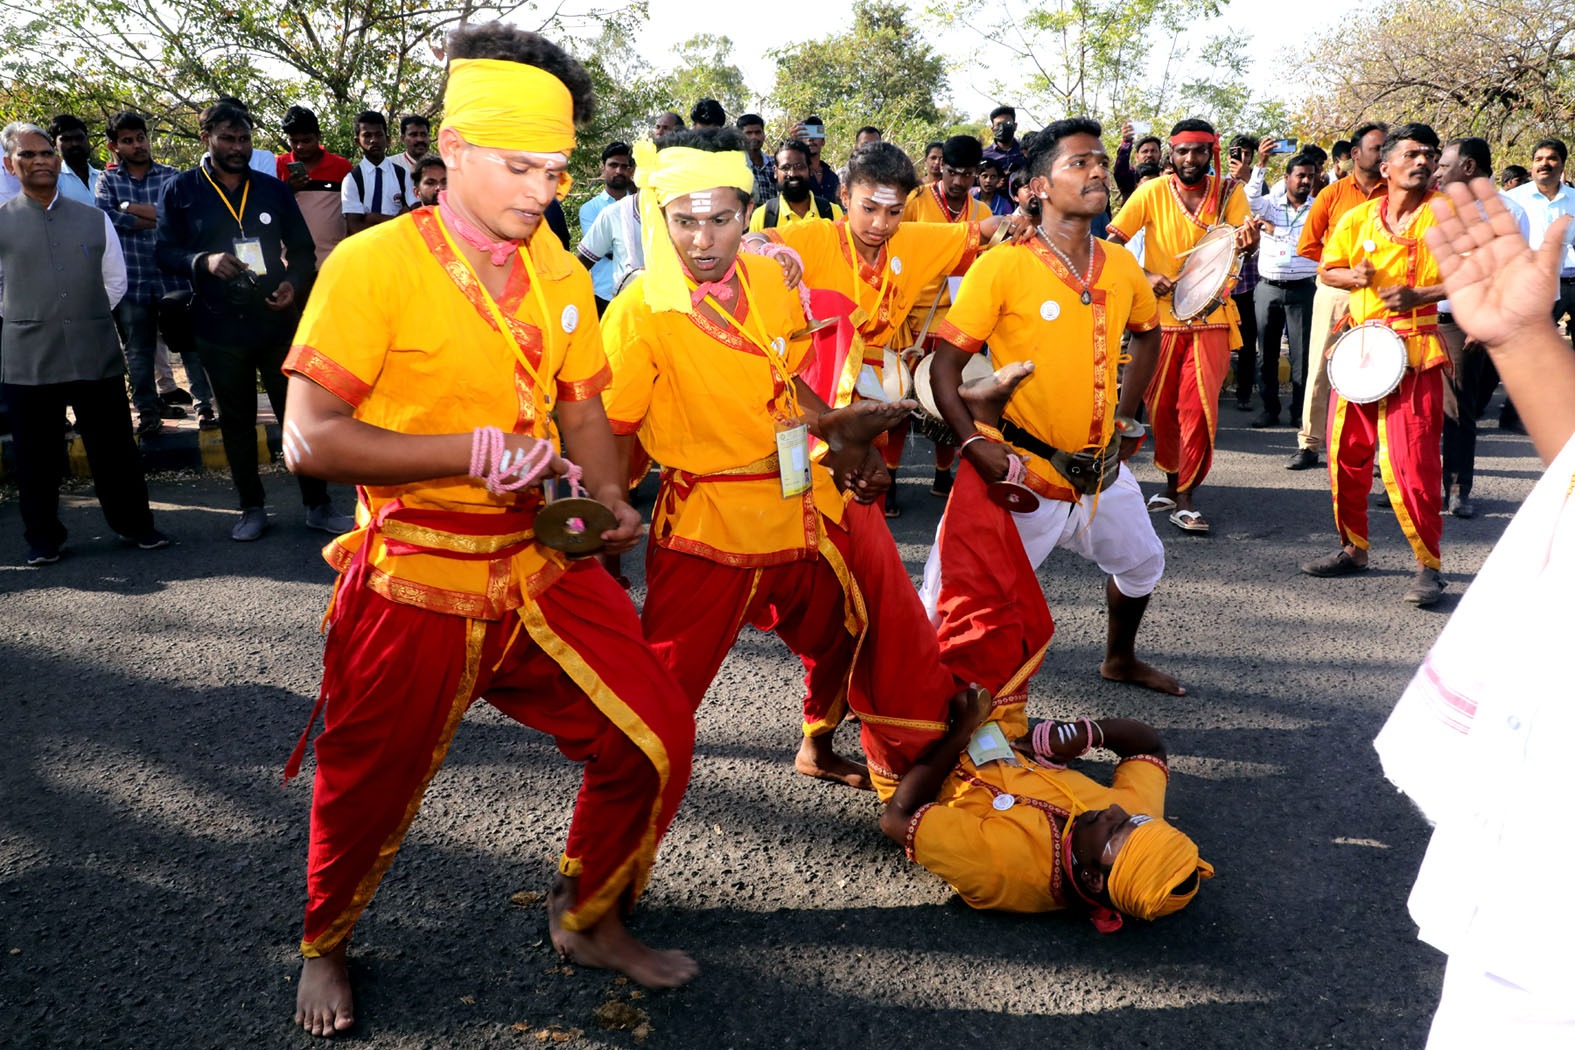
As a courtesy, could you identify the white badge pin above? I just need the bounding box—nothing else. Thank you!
[890,257,903,275]
[1362,238,1377,253]
[992,794,1016,811]
[1040,300,1061,322]
[259,212,272,225]
[561,304,579,333]
[771,337,786,356]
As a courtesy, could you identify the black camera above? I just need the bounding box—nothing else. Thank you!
[222,270,263,306]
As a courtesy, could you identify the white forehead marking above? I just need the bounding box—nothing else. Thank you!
[688,191,715,214]
[869,187,902,206]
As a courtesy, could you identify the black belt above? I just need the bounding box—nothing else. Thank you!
[1000,421,1121,496]
[1261,276,1316,288]
[1561,275,1575,284]
[1438,311,1455,325]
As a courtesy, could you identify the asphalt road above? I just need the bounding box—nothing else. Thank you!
[1,409,1541,1049]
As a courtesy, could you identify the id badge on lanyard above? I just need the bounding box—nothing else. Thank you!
[775,418,811,498]
[234,237,267,274]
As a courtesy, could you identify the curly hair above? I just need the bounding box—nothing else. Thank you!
[447,21,595,124]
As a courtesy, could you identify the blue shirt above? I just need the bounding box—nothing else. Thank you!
[578,190,623,300]
[96,162,190,302]
[57,164,101,206]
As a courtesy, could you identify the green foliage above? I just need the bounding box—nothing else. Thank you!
[766,0,958,161]
[657,35,755,118]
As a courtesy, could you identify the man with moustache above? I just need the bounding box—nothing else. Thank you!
[49,114,101,205]
[1106,118,1259,534]
[1113,123,1162,200]
[1288,121,1388,470]
[1301,124,1450,607]
[1246,147,1321,430]
[1433,138,1528,518]
[920,117,1181,702]
[390,115,431,189]
[155,101,352,542]
[748,139,844,232]
[797,113,841,200]
[736,112,774,204]
[411,155,446,207]
[1504,138,1575,431]
[579,141,635,314]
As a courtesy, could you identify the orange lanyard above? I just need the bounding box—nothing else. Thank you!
[199,163,249,235]
[841,219,892,327]
[696,268,802,419]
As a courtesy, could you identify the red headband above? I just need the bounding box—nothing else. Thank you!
[1170,131,1217,146]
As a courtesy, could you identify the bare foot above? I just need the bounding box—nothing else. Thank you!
[958,360,1035,428]
[794,734,873,790]
[821,398,918,449]
[1100,655,1187,696]
[547,876,698,989]
[295,942,354,1038]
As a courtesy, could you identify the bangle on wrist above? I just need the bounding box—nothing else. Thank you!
[958,432,993,455]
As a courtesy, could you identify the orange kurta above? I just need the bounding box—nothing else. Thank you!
[1297,175,1386,262]
[1107,173,1249,333]
[769,217,981,356]
[902,184,991,345]
[285,206,611,619]
[600,256,844,565]
[908,703,1172,913]
[935,239,1158,501]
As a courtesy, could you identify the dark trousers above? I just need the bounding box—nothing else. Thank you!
[1439,319,1482,498]
[115,299,213,423]
[3,377,154,550]
[195,337,328,510]
[1231,289,1259,403]
[1254,278,1316,420]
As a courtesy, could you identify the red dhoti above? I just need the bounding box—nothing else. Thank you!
[294,540,693,957]
[922,460,1055,711]
[1145,327,1231,491]
[641,497,958,790]
[1327,366,1444,569]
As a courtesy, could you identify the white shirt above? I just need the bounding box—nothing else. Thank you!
[1247,172,1319,281]
[0,166,19,204]
[341,157,407,217]
[56,163,102,207]
[577,193,644,296]
[0,191,127,309]
[390,153,426,208]
[1506,180,1575,276]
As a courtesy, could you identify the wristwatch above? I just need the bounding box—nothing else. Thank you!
[118,201,130,213]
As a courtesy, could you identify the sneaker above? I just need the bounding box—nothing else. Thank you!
[134,529,171,550]
[1300,550,1368,577]
[158,403,189,420]
[135,417,163,438]
[1403,567,1446,606]
[160,388,194,406]
[931,469,954,496]
[232,507,268,542]
[1449,494,1476,519]
[1286,448,1319,470]
[25,544,61,566]
[197,406,220,430]
[1235,399,1254,412]
[305,503,356,535]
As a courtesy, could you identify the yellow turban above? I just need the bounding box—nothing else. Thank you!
[1107,818,1214,922]
[442,57,576,156]
[632,139,756,313]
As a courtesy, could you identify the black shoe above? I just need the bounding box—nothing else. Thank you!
[1235,399,1254,412]
[25,544,61,566]
[133,529,171,550]
[1449,493,1476,519]
[135,417,163,438]
[1403,567,1446,606]
[1286,449,1319,470]
[160,388,194,406]
[159,403,189,420]
[931,469,953,496]
[1251,411,1280,428]
[1301,550,1368,577]
[197,406,220,430]
[1498,415,1527,435]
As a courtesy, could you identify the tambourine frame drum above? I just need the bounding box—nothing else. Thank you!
[1171,224,1243,323]
[910,352,995,446]
[1326,322,1408,405]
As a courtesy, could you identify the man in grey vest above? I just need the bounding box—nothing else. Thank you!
[0,122,168,565]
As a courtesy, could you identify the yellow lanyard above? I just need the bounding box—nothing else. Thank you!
[199,163,250,234]
[841,219,892,327]
[432,210,557,441]
[696,268,802,419]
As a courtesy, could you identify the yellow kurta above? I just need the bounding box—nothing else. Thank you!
[901,183,992,344]
[935,239,1158,500]
[1322,194,1449,372]
[1107,173,1249,331]
[769,218,981,358]
[910,701,1173,914]
[284,206,609,619]
[600,255,845,565]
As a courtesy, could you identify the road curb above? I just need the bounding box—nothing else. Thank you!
[0,421,280,481]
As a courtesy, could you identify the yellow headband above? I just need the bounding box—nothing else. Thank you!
[633,139,756,313]
[1107,818,1214,922]
[442,58,575,155]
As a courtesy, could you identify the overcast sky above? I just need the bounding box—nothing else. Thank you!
[633,0,1369,123]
